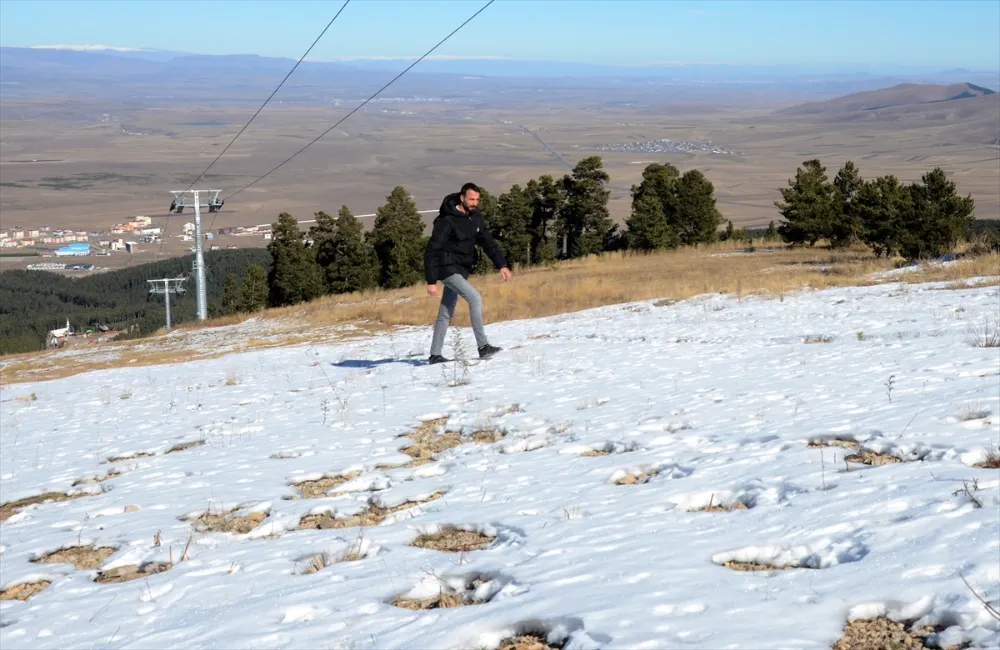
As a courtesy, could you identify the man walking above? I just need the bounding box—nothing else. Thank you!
[424,182,511,364]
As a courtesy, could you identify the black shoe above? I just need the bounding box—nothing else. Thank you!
[428,354,451,365]
[478,344,501,359]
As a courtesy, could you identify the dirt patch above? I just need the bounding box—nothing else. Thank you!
[581,449,611,457]
[33,545,116,570]
[390,576,490,610]
[467,428,505,444]
[166,440,204,454]
[844,450,904,466]
[804,335,833,344]
[410,529,495,553]
[104,451,153,463]
[94,562,171,584]
[722,560,798,572]
[297,492,445,530]
[0,581,52,601]
[0,491,93,522]
[831,617,963,650]
[190,509,267,534]
[498,634,565,650]
[287,472,362,499]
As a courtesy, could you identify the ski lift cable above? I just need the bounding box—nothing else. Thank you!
[218,0,496,206]
[156,0,351,262]
[185,0,352,192]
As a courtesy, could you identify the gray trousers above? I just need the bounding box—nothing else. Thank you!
[430,273,489,356]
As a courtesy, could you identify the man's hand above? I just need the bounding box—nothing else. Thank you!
[427,283,438,296]
[499,267,512,282]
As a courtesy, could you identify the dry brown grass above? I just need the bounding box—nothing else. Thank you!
[103,451,153,463]
[498,634,565,650]
[409,529,495,553]
[73,468,126,486]
[581,449,611,457]
[297,492,446,530]
[390,576,489,610]
[0,491,93,522]
[844,450,904,467]
[94,562,171,584]
[831,618,960,650]
[809,439,859,449]
[189,509,267,534]
[32,545,116,570]
[166,441,205,454]
[3,245,997,385]
[975,443,1000,469]
[690,495,751,513]
[391,418,504,468]
[287,472,362,499]
[615,469,660,485]
[723,560,798,572]
[0,581,51,601]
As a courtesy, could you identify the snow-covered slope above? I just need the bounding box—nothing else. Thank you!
[1,279,998,649]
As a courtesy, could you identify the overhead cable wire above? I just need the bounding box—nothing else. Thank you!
[220,0,496,204]
[156,0,351,262]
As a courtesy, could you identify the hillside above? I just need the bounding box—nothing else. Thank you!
[775,82,996,116]
[0,277,998,648]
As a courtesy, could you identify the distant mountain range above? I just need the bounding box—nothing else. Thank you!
[2,46,998,106]
[775,82,996,115]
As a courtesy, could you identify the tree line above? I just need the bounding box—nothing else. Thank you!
[4,154,993,355]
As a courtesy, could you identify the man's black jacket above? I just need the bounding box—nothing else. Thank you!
[423,192,507,284]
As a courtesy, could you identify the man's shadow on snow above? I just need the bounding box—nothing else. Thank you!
[332,357,428,369]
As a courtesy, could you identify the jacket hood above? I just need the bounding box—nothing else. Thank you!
[439,192,474,219]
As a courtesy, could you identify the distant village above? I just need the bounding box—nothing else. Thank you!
[3,215,275,271]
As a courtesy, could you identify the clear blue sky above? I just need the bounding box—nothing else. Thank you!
[1,0,997,69]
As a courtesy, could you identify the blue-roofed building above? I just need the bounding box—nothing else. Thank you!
[54,242,90,256]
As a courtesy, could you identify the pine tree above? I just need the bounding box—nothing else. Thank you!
[526,175,563,264]
[492,184,533,267]
[308,210,337,288]
[856,175,908,258]
[831,161,863,248]
[327,206,379,294]
[558,156,614,258]
[775,159,838,246]
[239,264,269,313]
[629,163,682,248]
[472,187,500,275]
[267,212,325,307]
[674,169,722,245]
[625,192,676,251]
[368,186,426,289]
[898,168,975,260]
[220,272,241,315]
[765,220,779,240]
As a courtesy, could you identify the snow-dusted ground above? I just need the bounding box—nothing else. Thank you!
[1,279,999,650]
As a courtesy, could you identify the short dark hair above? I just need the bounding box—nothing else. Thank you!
[460,182,480,196]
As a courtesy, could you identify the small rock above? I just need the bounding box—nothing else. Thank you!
[124,505,140,513]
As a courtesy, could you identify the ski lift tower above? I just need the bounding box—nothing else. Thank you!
[167,189,224,321]
[147,277,187,330]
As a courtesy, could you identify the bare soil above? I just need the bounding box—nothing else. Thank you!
[288,472,362,499]
[409,529,495,553]
[390,576,490,610]
[581,449,611,457]
[297,492,446,530]
[0,581,51,601]
[0,491,92,522]
[33,545,116,570]
[104,452,153,463]
[95,562,171,584]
